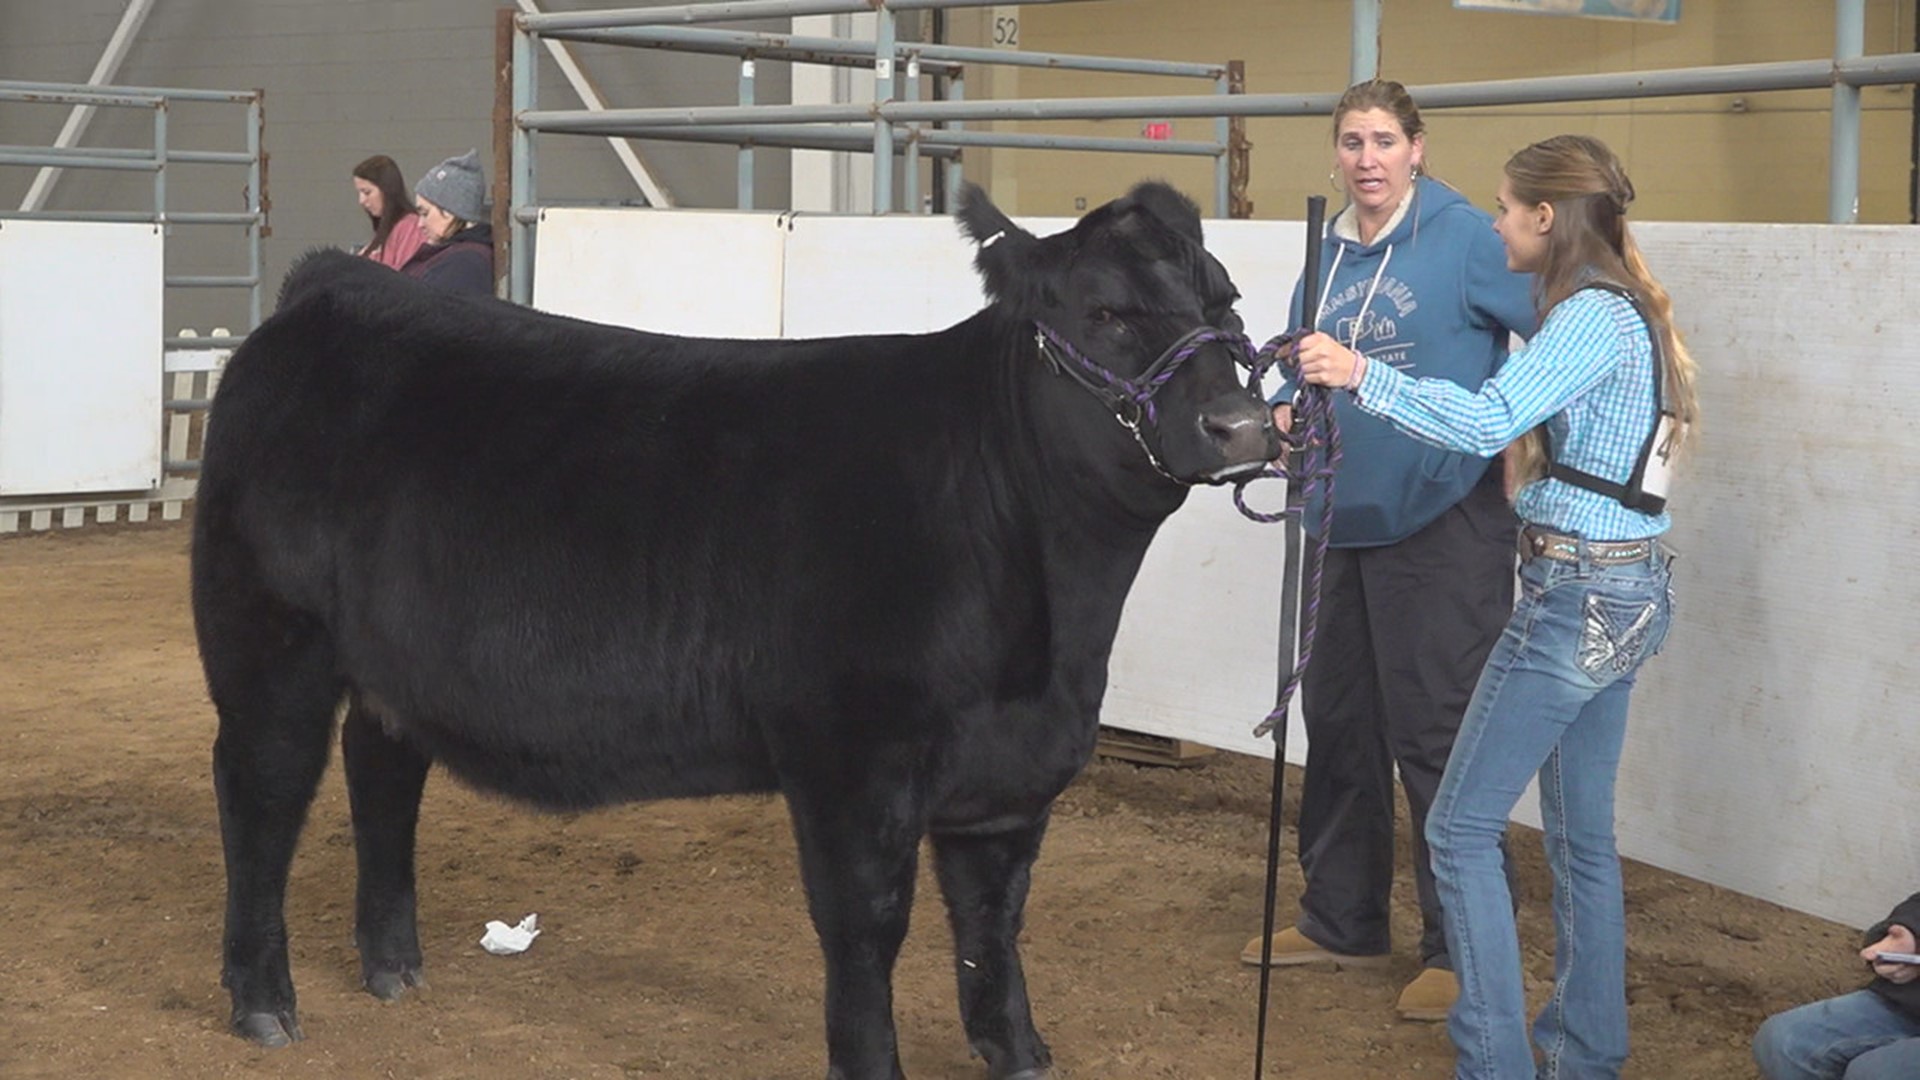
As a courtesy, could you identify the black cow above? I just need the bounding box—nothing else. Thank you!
[192,181,1279,1079]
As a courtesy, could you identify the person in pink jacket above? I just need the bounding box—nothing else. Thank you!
[351,154,426,271]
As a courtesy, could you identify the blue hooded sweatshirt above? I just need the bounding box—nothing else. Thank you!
[1283,176,1537,546]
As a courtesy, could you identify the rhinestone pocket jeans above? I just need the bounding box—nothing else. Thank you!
[1426,547,1673,1080]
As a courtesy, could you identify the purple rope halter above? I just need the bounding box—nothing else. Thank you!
[1031,322,1257,483]
[1232,330,1343,740]
[1032,322,1246,429]
[1030,318,1342,738]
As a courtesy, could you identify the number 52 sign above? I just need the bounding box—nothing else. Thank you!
[990,6,1021,49]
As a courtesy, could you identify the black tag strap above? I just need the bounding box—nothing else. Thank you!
[1543,282,1672,515]
[1548,460,1666,514]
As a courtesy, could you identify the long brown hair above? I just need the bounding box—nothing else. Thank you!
[352,154,412,256]
[1503,134,1700,486]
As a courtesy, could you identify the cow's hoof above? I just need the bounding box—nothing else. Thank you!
[363,964,427,1002]
[997,1070,1052,1080]
[233,1010,303,1047]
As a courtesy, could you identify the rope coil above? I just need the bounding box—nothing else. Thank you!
[1232,331,1342,739]
[1027,318,1341,739]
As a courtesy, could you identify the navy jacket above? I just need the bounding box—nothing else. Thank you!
[402,222,495,297]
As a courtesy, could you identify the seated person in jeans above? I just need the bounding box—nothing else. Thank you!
[1753,891,1920,1080]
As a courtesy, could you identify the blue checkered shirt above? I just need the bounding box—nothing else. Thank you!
[1351,286,1669,540]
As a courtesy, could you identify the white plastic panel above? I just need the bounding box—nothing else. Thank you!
[1593,222,1920,925]
[526,208,1920,925]
[0,220,163,495]
[530,207,787,338]
[782,214,1043,338]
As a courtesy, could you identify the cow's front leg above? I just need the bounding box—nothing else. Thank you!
[341,698,432,1001]
[931,815,1054,1080]
[784,758,928,1080]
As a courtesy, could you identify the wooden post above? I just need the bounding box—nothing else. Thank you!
[1228,60,1252,220]
[492,7,515,300]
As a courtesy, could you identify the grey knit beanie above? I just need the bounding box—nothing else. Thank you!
[415,149,488,224]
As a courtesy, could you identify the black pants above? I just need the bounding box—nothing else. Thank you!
[1294,468,1517,969]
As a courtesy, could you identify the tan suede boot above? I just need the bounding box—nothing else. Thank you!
[1239,926,1391,969]
[1395,967,1458,1021]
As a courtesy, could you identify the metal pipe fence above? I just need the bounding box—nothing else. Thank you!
[505,0,1913,304]
[0,78,267,506]
[505,0,1235,302]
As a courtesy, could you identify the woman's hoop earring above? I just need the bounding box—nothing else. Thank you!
[1328,168,1342,193]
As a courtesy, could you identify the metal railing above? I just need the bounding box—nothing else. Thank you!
[0,80,268,333]
[502,0,1915,305]
[0,80,266,516]
[506,0,1238,303]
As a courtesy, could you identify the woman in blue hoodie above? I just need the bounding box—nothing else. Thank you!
[1240,80,1536,1024]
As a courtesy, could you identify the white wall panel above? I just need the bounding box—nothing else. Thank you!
[1601,223,1920,925]
[0,220,162,496]
[527,208,1920,926]
[531,208,787,338]
[782,214,1063,338]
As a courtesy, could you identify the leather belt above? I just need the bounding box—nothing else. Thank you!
[1519,526,1657,566]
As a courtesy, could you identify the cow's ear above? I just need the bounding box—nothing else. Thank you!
[955,182,1041,307]
[1120,180,1205,247]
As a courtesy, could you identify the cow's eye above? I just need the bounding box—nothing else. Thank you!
[1089,308,1127,334]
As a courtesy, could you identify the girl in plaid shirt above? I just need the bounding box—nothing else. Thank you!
[1296,133,1701,1079]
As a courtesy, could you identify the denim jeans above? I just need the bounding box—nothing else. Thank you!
[1753,990,1920,1080]
[1426,547,1673,1079]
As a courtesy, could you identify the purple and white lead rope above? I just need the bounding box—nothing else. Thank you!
[1234,331,1342,739]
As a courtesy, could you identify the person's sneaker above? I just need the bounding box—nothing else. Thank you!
[1239,927,1391,969]
[1395,967,1458,1021]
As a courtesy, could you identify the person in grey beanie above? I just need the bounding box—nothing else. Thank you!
[401,149,495,296]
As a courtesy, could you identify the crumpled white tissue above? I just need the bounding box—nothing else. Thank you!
[480,913,541,955]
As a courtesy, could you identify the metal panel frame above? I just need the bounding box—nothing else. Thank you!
[0,78,268,506]
[505,0,1907,304]
[507,0,1236,302]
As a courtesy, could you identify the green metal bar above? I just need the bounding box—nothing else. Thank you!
[873,9,897,213]
[1351,0,1380,83]
[511,21,537,305]
[1831,0,1864,223]
[739,58,756,209]
[0,78,256,104]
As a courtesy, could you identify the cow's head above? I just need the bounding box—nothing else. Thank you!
[957,181,1280,485]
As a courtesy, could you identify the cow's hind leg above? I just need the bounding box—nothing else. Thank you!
[205,609,340,1047]
[785,762,928,1080]
[341,697,432,1001]
[931,816,1053,1080]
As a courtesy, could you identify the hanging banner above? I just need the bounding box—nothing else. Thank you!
[1453,0,1680,22]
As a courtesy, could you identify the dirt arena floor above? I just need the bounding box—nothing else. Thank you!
[0,522,1870,1078]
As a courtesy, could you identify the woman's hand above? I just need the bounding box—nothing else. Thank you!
[1294,332,1362,389]
[1862,924,1920,984]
